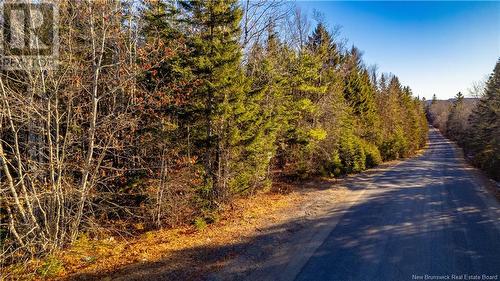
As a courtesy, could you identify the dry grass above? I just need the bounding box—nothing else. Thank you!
[1,186,306,281]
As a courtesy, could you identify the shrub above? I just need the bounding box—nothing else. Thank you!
[338,134,366,174]
[475,147,500,181]
[379,127,409,161]
[380,138,398,160]
[193,217,207,231]
[362,141,382,168]
[320,150,343,177]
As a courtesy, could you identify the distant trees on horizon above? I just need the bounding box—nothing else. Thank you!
[427,59,500,180]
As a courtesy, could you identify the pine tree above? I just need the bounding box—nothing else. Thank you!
[466,60,500,179]
[342,47,380,143]
[142,0,182,40]
[307,23,341,68]
[378,76,408,160]
[181,0,250,203]
[241,25,291,191]
[446,92,466,141]
[140,0,192,147]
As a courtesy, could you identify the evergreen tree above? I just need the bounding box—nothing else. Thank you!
[378,73,387,95]
[181,0,250,203]
[378,76,407,160]
[307,23,341,68]
[343,47,380,143]
[466,60,500,179]
[242,25,291,191]
[140,0,192,154]
[425,94,437,121]
[446,92,466,141]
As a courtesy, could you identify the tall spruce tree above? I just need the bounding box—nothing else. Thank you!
[466,60,500,179]
[446,92,465,141]
[181,0,250,203]
[343,48,380,143]
[378,76,407,160]
[307,23,341,69]
[241,25,291,191]
[140,0,192,151]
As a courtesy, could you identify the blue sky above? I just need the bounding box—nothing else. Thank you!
[295,1,500,100]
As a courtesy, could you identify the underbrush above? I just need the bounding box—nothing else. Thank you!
[0,184,301,280]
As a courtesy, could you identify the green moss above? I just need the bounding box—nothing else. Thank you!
[37,256,64,278]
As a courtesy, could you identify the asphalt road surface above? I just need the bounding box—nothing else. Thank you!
[293,128,500,281]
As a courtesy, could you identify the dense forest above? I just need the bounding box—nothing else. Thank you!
[0,1,428,263]
[427,60,500,180]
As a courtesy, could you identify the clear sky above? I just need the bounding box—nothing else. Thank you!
[295,1,500,100]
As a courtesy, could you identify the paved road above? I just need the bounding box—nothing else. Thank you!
[294,128,500,281]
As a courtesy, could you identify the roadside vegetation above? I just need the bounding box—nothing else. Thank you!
[0,1,427,277]
[426,60,500,180]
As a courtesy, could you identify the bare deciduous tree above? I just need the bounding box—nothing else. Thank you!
[241,0,291,48]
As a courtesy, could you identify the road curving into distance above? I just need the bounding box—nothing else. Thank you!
[293,128,500,281]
